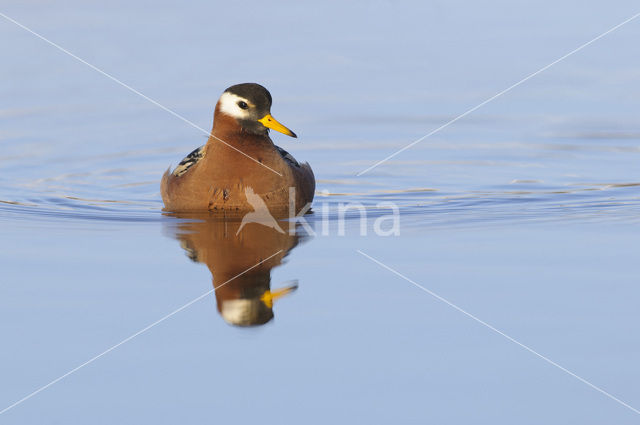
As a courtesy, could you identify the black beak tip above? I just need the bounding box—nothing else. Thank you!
[290,131,298,138]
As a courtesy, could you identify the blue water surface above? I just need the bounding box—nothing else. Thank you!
[1,1,639,423]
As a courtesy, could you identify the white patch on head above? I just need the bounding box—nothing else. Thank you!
[217,92,253,119]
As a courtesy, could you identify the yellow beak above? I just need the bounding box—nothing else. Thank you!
[260,281,299,308]
[258,114,297,138]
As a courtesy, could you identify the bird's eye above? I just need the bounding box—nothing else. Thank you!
[237,101,248,110]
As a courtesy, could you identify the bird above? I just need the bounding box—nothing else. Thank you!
[161,83,315,215]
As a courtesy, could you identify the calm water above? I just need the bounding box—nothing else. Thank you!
[1,1,640,424]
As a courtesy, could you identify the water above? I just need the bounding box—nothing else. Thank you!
[1,1,640,423]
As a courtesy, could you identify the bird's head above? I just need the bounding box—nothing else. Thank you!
[215,83,297,138]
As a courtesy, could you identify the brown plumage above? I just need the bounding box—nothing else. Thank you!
[161,83,315,214]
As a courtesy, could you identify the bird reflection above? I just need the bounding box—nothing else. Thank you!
[165,213,304,327]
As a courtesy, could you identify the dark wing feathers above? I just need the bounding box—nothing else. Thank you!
[275,146,300,167]
[172,145,205,177]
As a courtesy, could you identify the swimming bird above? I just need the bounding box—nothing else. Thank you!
[161,83,315,214]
